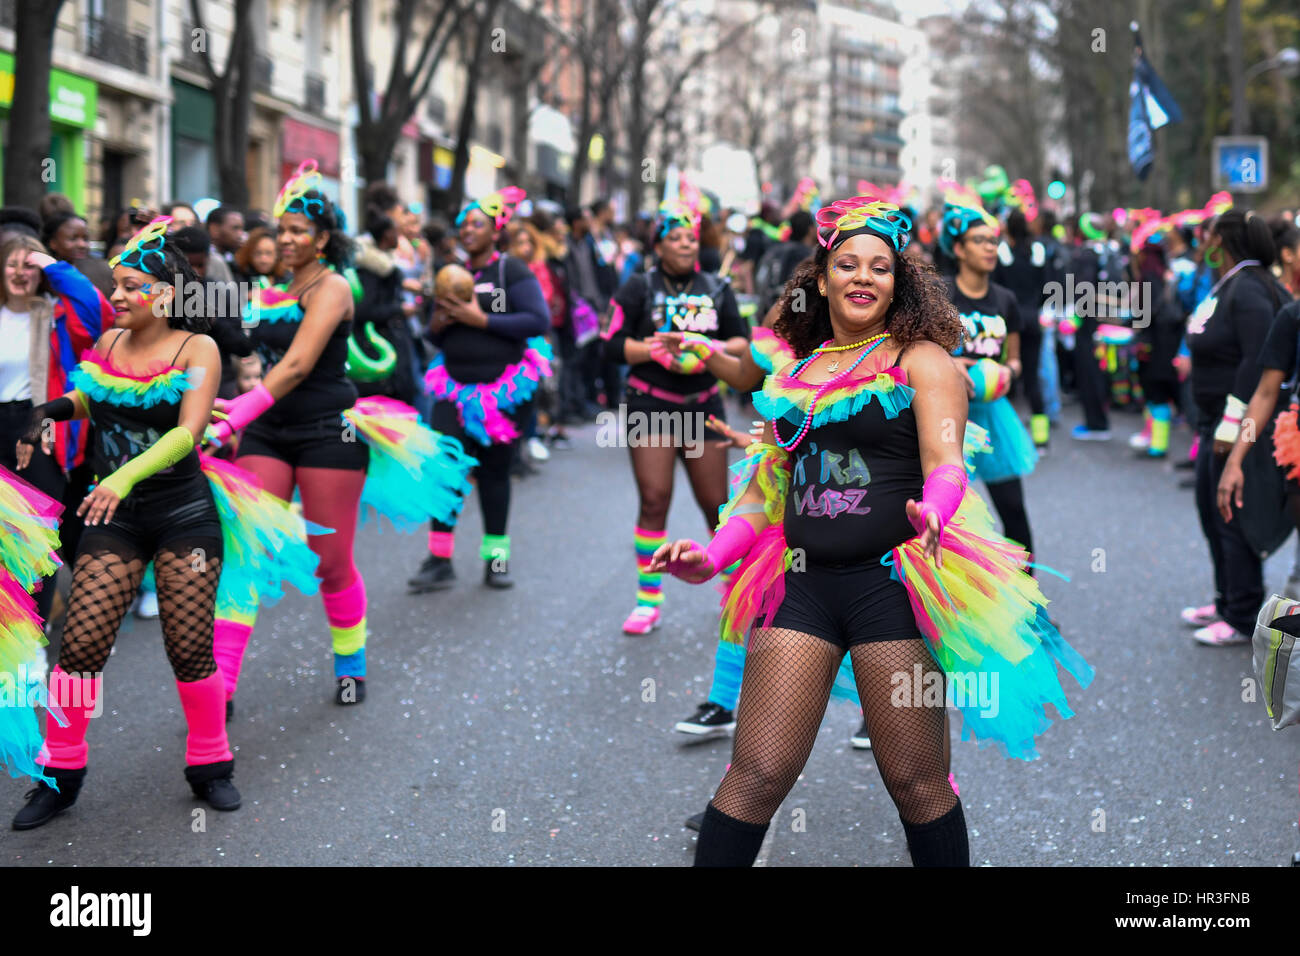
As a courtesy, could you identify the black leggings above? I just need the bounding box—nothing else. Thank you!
[986,476,1035,571]
[1018,323,1045,416]
[1193,423,1263,633]
[428,399,530,538]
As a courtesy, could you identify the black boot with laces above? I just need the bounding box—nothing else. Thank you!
[185,759,241,811]
[12,766,86,831]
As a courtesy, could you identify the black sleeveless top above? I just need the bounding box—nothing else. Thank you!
[72,333,202,493]
[245,277,357,425]
[780,366,923,566]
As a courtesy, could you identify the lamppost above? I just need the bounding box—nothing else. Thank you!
[1234,47,1299,134]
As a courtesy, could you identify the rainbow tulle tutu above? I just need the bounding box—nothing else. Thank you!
[342,396,478,532]
[0,466,65,785]
[1274,404,1300,482]
[424,337,553,446]
[201,454,326,618]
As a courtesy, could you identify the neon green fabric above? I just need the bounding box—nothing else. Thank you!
[480,534,511,561]
[98,426,194,500]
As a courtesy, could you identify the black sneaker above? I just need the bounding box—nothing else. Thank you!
[684,811,706,832]
[674,702,736,736]
[1173,457,1196,471]
[184,760,241,812]
[484,559,514,589]
[408,554,456,593]
[336,676,366,705]
[12,767,86,830]
[851,720,872,750]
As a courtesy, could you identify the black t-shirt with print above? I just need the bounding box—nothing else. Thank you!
[947,278,1022,362]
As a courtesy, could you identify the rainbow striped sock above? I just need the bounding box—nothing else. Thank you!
[634,526,667,608]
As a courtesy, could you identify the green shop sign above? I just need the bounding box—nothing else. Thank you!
[0,51,98,129]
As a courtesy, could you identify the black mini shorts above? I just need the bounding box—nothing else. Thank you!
[79,475,223,561]
[623,385,725,451]
[767,560,922,650]
[239,412,369,471]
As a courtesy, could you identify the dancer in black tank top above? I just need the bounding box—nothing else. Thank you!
[12,217,240,829]
[653,197,974,865]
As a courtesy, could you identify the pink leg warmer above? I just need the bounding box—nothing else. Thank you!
[428,531,455,559]
[39,666,100,770]
[176,673,233,765]
[321,573,367,629]
[212,618,254,700]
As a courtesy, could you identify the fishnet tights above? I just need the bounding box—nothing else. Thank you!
[59,538,222,682]
[711,628,959,827]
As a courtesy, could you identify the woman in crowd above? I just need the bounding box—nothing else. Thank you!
[407,187,551,594]
[232,226,287,286]
[1184,210,1288,645]
[602,199,749,635]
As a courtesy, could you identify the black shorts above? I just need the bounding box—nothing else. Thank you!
[239,412,369,470]
[767,560,921,650]
[79,474,223,562]
[623,384,725,451]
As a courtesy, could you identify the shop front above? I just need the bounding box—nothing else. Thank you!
[281,116,340,205]
[0,51,98,210]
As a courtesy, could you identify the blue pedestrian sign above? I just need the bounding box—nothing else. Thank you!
[1213,137,1268,192]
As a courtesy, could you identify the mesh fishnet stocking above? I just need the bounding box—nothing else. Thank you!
[153,538,222,682]
[711,630,959,828]
[58,542,148,674]
[850,639,958,825]
[711,628,842,824]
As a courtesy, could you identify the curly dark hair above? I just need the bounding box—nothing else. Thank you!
[287,188,353,271]
[772,242,963,358]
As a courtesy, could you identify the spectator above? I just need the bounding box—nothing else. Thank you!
[207,206,246,270]
[232,226,287,285]
[0,234,111,601]
[753,209,816,316]
[41,210,114,299]
[0,206,42,243]
[163,201,199,228]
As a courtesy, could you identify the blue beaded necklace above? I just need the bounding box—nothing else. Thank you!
[771,335,891,450]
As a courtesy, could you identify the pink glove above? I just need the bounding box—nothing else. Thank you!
[206,384,274,448]
[909,463,968,537]
[663,518,758,584]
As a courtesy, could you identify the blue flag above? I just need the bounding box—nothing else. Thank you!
[1129,52,1182,181]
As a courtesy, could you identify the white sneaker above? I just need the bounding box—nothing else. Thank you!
[1128,432,1151,450]
[135,588,159,619]
[527,437,551,462]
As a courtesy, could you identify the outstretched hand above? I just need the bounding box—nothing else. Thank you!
[905,499,943,568]
[647,538,717,584]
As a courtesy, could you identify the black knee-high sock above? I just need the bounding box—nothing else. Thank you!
[900,801,969,867]
[695,803,769,867]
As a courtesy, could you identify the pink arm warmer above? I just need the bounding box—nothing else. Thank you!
[912,463,968,535]
[207,384,275,446]
[663,517,758,583]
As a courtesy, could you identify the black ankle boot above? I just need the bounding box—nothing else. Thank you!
[694,803,769,867]
[408,555,456,593]
[12,766,86,831]
[900,801,969,867]
[484,559,514,589]
[185,759,241,812]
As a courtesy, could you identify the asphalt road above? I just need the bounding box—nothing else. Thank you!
[5,396,1299,866]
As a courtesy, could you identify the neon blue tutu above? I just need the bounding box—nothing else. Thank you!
[967,396,1037,483]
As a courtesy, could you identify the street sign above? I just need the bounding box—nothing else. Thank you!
[1212,136,1268,192]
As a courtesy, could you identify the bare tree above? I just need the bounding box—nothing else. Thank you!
[189,0,255,208]
[3,0,66,210]
[448,0,507,211]
[351,0,460,185]
[565,0,627,202]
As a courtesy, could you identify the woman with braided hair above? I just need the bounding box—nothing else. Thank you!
[11,217,239,828]
[654,197,1093,866]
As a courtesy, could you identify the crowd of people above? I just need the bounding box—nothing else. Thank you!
[2,164,1298,866]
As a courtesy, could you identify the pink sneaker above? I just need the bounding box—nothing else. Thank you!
[1191,620,1250,646]
[1180,604,1220,628]
[623,605,661,635]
